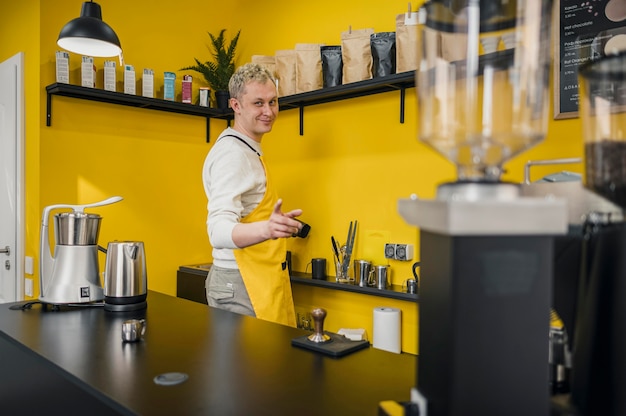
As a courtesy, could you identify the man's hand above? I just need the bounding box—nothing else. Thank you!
[266,199,303,239]
[231,199,303,247]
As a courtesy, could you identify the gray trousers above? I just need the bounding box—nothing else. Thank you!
[205,265,256,318]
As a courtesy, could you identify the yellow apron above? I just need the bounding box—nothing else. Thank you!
[233,156,296,327]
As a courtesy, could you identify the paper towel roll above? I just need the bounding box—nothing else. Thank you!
[373,307,401,354]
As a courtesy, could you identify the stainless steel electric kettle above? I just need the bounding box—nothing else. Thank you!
[103,241,148,312]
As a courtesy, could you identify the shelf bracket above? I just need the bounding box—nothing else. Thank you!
[46,92,52,127]
[207,120,238,143]
[400,87,406,124]
[206,118,233,143]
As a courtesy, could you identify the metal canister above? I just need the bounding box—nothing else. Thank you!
[199,87,211,107]
[354,259,372,287]
[373,265,390,289]
[55,212,101,246]
[405,278,417,294]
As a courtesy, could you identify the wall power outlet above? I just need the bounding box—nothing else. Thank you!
[25,278,33,297]
[384,243,414,261]
[384,244,396,259]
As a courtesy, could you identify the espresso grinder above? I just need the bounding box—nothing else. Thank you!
[397,1,566,415]
[561,52,626,416]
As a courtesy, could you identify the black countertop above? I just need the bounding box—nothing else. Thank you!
[0,291,416,415]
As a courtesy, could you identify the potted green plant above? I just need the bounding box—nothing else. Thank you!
[181,28,241,109]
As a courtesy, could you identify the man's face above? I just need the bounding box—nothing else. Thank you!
[231,80,278,142]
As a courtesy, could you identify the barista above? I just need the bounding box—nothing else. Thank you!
[202,63,303,327]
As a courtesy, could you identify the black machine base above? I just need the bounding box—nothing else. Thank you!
[104,300,147,312]
[418,231,554,416]
[570,221,626,416]
[104,294,148,312]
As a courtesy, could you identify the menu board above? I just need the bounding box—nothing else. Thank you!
[555,0,626,119]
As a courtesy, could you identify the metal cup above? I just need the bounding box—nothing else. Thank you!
[403,278,418,294]
[122,319,146,342]
[311,258,327,280]
[373,265,390,290]
[354,259,372,287]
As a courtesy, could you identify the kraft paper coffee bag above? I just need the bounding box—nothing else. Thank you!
[420,25,467,65]
[341,28,374,84]
[395,11,419,73]
[296,43,324,93]
[441,32,468,62]
[251,55,277,78]
[275,49,297,97]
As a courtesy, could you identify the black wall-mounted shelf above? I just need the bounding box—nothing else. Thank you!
[279,71,416,135]
[46,83,233,142]
[45,71,416,141]
[177,264,418,304]
[289,271,419,302]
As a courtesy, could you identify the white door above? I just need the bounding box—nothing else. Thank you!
[0,52,24,303]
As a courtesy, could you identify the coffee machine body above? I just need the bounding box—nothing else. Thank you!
[40,242,103,304]
[39,197,122,305]
[39,211,104,304]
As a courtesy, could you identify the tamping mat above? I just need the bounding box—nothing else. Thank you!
[291,331,369,357]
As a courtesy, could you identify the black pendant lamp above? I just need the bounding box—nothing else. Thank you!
[57,1,122,57]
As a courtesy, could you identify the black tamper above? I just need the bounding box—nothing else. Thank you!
[307,307,331,343]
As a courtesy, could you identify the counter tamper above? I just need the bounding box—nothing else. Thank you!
[308,308,331,343]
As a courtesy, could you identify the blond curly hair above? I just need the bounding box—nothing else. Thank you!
[229,63,276,100]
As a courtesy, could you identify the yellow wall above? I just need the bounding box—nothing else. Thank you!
[0,1,587,355]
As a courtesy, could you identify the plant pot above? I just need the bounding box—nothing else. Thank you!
[215,90,230,110]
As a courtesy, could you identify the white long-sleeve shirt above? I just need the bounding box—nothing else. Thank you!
[202,128,266,268]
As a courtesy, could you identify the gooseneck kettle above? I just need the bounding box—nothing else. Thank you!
[39,196,123,305]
